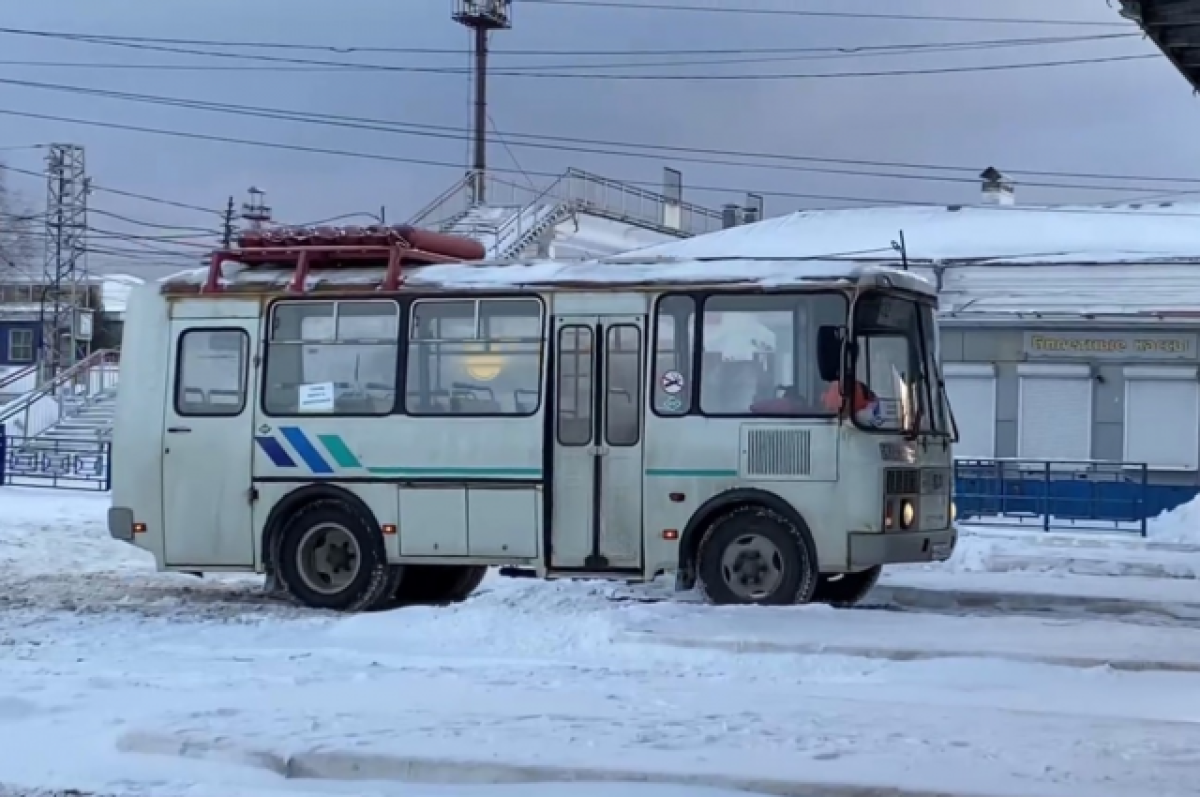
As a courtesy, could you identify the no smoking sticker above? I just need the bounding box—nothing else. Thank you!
[660,370,685,394]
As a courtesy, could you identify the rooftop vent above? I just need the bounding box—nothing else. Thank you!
[980,166,1015,206]
[722,203,744,229]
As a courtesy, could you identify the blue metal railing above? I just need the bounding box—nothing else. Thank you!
[0,423,111,492]
[953,458,1150,536]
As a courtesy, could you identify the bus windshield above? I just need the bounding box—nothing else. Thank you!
[851,292,948,436]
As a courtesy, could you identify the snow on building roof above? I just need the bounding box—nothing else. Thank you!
[629,202,1200,265]
[935,262,1200,323]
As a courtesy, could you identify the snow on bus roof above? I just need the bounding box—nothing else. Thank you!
[163,255,935,295]
[628,202,1200,264]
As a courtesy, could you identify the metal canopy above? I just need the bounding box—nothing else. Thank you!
[1121,0,1200,92]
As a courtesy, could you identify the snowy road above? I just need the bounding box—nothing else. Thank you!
[2,488,1200,797]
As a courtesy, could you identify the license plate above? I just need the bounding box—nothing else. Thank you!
[931,540,954,561]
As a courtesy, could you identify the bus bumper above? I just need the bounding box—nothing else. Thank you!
[107,507,135,542]
[848,526,956,568]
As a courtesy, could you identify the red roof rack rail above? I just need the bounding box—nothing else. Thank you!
[200,224,486,293]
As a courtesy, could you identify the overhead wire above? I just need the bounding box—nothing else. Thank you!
[0,27,1158,80]
[517,0,1132,27]
[0,159,224,217]
[0,76,1197,197]
[0,26,1141,56]
[2,105,1199,218]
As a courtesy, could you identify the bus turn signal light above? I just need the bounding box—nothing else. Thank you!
[662,529,679,541]
[132,522,147,535]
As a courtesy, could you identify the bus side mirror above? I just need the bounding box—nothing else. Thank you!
[816,326,844,382]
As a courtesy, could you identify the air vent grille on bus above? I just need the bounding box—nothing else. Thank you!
[745,428,812,476]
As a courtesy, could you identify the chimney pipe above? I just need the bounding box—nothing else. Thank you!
[744,192,764,223]
[980,166,1015,206]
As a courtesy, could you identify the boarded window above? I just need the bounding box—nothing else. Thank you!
[943,363,996,460]
[1017,364,1091,462]
[1124,366,1199,470]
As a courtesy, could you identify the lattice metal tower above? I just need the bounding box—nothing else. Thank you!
[240,186,272,230]
[40,143,90,378]
[453,0,512,204]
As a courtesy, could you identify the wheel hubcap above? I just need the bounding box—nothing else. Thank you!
[720,533,785,601]
[295,522,361,595]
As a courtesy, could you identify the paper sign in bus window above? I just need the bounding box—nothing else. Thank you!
[297,382,336,413]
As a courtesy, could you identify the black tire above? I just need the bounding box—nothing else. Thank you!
[276,499,391,612]
[393,565,488,606]
[368,565,407,612]
[812,566,881,608]
[696,504,819,606]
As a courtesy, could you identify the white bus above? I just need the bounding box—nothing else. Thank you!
[107,228,957,611]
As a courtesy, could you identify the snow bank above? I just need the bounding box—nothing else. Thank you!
[1147,495,1200,544]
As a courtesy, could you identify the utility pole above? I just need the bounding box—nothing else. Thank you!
[452,0,512,205]
[221,196,237,246]
[39,144,89,379]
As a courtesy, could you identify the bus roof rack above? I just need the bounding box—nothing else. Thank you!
[201,224,487,294]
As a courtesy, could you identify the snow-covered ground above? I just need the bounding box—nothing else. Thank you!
[2,487,1200,797]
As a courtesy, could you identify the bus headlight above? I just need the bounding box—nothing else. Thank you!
[951,501,957,522]
[901,500,915,529]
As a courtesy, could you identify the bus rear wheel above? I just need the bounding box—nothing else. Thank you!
[696,504,819,606]
[276,500,391,612]
[393,565,487,606]
[812,566,881,607]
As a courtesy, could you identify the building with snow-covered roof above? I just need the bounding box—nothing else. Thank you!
[631,199,1200,517]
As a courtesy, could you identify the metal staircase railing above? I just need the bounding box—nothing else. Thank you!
[0,349,120,440]
[0,364,38,393]
[409,169,725,244]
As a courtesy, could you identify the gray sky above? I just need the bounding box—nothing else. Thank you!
[1,0,1198,271]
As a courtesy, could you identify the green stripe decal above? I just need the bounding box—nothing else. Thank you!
[365,466,542,477]
[318,435,362,469]
[645,469,739,478]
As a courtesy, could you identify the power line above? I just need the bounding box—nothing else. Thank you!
[0,27,1142,70]
[87,207,220,234]
[3,104,1199,218]
[0,25,1139,56]
[0,27,1155,80]
[0,159,223,216]
[2,76,1196,195]
[518,0,1131,27]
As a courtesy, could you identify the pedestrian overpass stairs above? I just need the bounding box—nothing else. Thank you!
[438,203,572,260]
[409,168,725,261]
[0,350,120,449]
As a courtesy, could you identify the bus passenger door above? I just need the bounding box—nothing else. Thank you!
[161,318,258,567]
[550,315,646,572]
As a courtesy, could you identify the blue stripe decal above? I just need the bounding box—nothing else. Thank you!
[279,426,334,474]
[255,436,297,468]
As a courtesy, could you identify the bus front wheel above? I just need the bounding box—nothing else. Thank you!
[696,504,819,606]
[276,499,392,612]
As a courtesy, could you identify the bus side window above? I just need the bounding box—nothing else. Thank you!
[175,328,248,417]
[406,297,544,417]
[652,295,694,416]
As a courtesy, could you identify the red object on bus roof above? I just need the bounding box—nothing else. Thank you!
[202,224,486,294]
